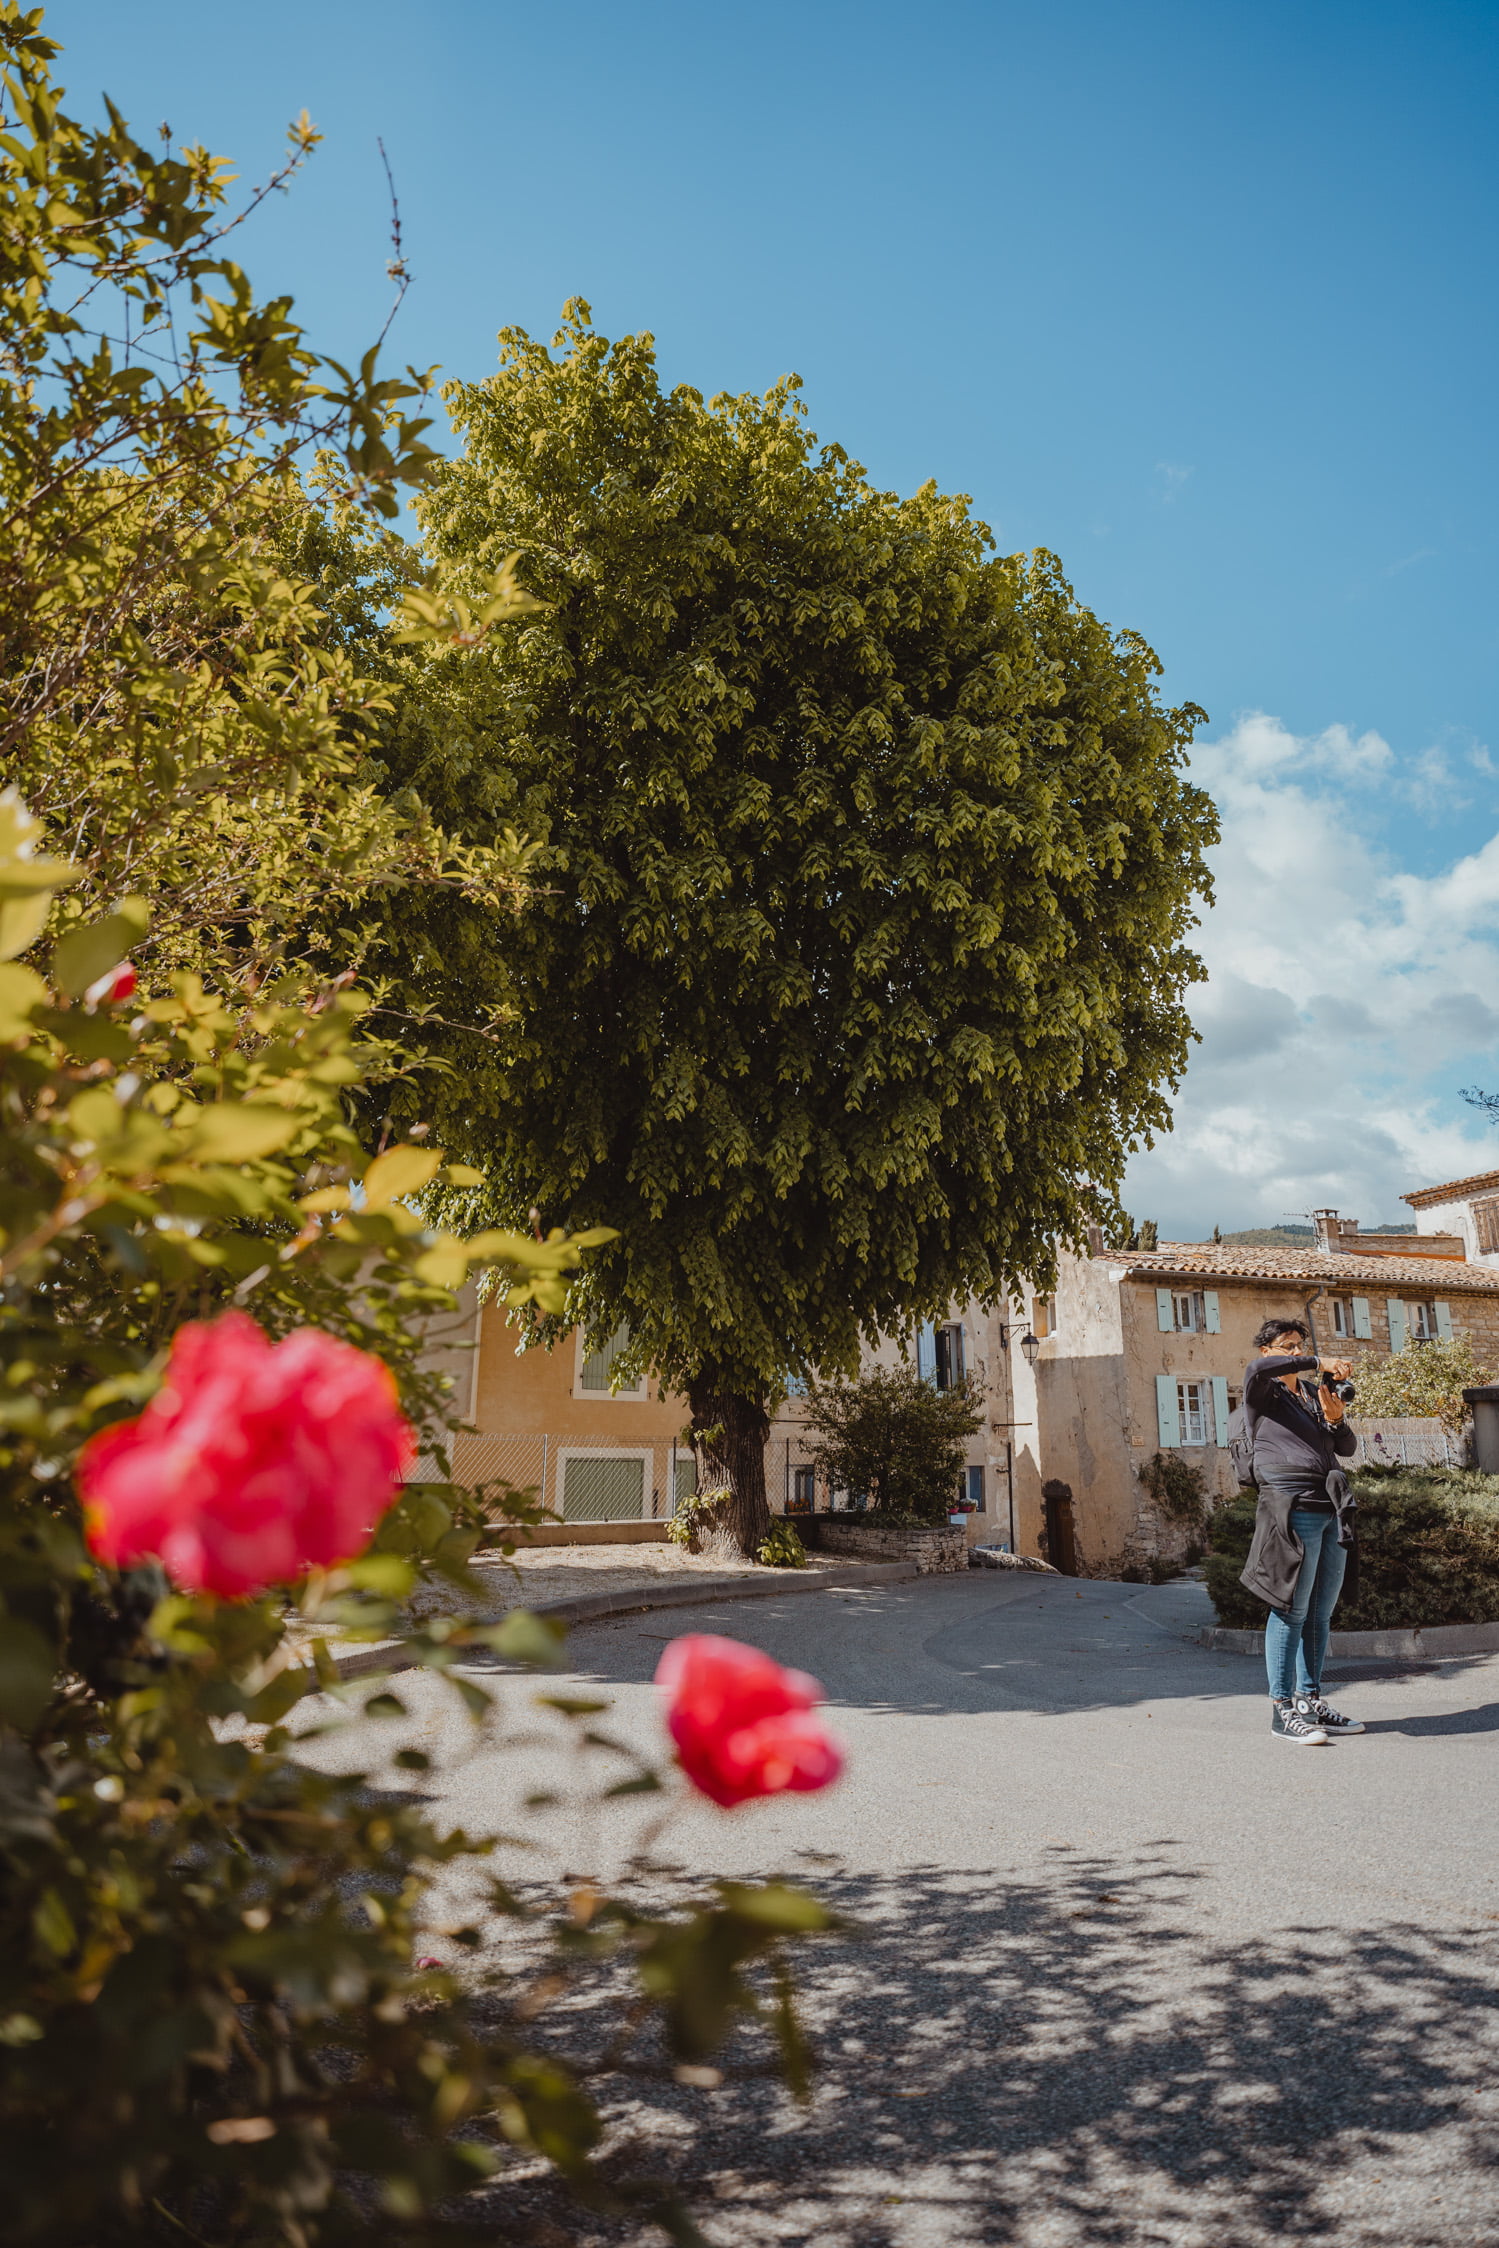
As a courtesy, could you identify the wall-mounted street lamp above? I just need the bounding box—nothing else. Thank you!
[1019,1330,1041,1369]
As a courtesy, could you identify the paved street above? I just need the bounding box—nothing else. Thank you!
[314,1571,1499,2247]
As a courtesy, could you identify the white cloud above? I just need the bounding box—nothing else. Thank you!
[1121,711,1499,1236]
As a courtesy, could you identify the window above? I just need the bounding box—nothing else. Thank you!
[672,1456,696,1511]
[963,1463,986,1513]
[934,1323,965,1389]
[789,1465,817,1514]
[1409,1301,1439,1342]
[1156,1288,1221,1334]
[577,1323,645,1397]
[1475,1200,1499,1254]
[1331,1298,1351,1337]
[1177,1380,1208,1445]
[560,1453,646,1521]
[916,1321,967,1388]
[1031,1296,1056,1339]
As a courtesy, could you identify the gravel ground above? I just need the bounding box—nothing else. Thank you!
[401,1541,847,1623]
[301,1570,1499,2247]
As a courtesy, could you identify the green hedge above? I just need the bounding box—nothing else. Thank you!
[1205,1468,1499,1632]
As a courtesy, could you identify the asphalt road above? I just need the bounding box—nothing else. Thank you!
[310,1570,1499,2247]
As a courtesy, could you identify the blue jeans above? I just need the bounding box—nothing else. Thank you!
[1264,1509,1347,1700]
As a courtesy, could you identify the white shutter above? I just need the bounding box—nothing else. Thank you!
[1435,1301,1453,1342]
[1204,1290,1221,1334]
[1157,1288,1174,1332]
[955,1323,968,1380]
[1211,1374,1230,1446]
[916,1323,936,1382]
[1386,1299,1406,1352]
[1156,1373,1179,1447]
[1352,1297,1372,1340]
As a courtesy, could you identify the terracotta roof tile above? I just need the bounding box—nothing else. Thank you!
[1094,1242,1499,1293]
[1402,1169,1499,1210]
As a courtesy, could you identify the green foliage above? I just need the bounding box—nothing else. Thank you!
[802,1364,984,1525]
[1110,1215,1159,1251]
[664,1484,730,1551]
[1206,1469,1499,1631]
[0,23,834,2234]
[0,1,534,1004]
[757,1517,808,1568]
[1138,1449,1208,1524]
[389,304,1215,1542]
[1351,1334,1494,1433]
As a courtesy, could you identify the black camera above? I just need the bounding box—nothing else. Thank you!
[1318,1373,1356,1404]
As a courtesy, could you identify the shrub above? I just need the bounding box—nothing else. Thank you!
[665,1484,732,1551]
[758,1518,808,1568]
[802,1366,984,1525]
[1205,1468,1499,1632]
[1350,1335,1494,1433]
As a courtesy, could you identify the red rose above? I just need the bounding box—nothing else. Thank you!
[78,1312,414,1598]
[654,1633,844,1808]
[85,960,137,1006]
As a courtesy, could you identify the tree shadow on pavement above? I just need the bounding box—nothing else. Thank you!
[465,1849,1499,2248]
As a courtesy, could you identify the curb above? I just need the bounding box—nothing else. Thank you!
[1199,1618,1499,1661]
[321,1559,925,1682]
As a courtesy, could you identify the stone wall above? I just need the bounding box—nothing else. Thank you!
[812,1520,968,1574]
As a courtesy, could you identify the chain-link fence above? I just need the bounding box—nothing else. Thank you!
[450,1434,697,1523]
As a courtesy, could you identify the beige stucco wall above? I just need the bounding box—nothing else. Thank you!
[445,1292,1013,1537]
[1411,1193,1499,1268]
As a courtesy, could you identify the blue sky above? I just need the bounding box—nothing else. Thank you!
[55,0,1499,1232]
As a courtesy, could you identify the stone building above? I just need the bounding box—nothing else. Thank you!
[1004,1238,1499,1577]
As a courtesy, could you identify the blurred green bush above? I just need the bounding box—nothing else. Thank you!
[1205,1469,1499,1632]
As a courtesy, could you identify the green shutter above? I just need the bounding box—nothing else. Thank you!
[673,1456,696,1509]
[1204,1291,1221,1334]
[1352,1297,1372,1340]
[1157,1288,1174,1333]
[1435,1301,1453,1342]
[1211,1375,1230,1445]
[579,1323,631,1391]
[561,1455,645,1520]
[1156,1373,1179,1447]
[1386,1299,1406,1352]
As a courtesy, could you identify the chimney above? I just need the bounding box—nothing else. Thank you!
[1312,1208,1357,1254]
[1085,1223,1104,1257]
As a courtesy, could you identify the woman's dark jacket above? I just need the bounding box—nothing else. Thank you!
[1238,1352,1359,1610]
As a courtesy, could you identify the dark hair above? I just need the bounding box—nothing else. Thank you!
[1253,1317,1308,1350]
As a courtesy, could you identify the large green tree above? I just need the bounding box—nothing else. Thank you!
[394,305,1217,1553]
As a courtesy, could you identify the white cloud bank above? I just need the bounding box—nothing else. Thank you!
[1120,712,1499,1236]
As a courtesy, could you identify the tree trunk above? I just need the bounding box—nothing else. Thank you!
[686,1375,772,1559]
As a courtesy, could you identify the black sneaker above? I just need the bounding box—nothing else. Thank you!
[1295,1692,1364,1736]
[1271,1699,1328,1745]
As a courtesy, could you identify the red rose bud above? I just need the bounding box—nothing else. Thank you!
[78,1311,414,1598]
[84,960,137,1006]
[654,1633,844,1808]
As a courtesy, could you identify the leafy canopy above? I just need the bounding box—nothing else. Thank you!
[393,306,1217,1403]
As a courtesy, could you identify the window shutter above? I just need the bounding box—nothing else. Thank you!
[1386,1299,1406,1353]
[1204,1290,1221,1334]
[1352,1297,1372,1340]
[916,1323,936,1382]
[955,1324,968,1381]
[1157,1288,1174,1333]
[1210,1375,1230,1446]
[1435,1301,1453,1342]
[1156,1374,1179,1448]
